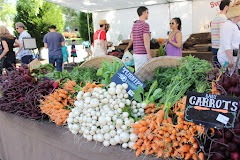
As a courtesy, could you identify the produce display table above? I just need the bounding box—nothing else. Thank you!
[0,111,155,160]
[182,50,213,61]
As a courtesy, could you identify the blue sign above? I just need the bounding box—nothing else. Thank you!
[110,66,145,98]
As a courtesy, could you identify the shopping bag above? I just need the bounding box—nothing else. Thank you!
[122,51,134,66]
[29,58,42,69]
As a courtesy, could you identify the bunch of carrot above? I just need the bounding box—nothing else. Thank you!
[40,85,75,125]
[63,80,77,93]
[82,81,105,93]
[132,96,206,160]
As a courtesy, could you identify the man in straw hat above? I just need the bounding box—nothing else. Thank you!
[131,6,152,72]
[217,0,240,69]
[93,19,109,56]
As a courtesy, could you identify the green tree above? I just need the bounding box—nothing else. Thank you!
[0,0,16,27]
[79,12,93,42]
[14,0,64,49]
[62,7,79,31]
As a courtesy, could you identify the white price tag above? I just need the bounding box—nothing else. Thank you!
[216,114,229,125]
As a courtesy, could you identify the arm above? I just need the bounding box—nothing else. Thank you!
[44,43,48,48]
[61,41,65,47]
[0,41,9,60]
[15,39,23,56]
[221,22,234,66]
[168,32,182,48]
[226,49,234,67]
[143,33,152,60]
[124,33,133,52]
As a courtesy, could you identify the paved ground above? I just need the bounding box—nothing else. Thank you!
[39,44,91,65]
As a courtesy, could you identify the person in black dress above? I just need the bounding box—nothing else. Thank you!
[0,25,23,75]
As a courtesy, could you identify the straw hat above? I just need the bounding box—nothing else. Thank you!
[99,19,109,25]
[226,1,240,19]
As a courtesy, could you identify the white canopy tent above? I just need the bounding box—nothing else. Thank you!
[45,0,223,45]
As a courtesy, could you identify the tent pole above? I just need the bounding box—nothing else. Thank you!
[87,13,91,44]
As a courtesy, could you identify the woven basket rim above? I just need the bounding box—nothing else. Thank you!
[79,55,122,69]
[135,56,182,82]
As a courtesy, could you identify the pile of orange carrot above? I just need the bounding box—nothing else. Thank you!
[40,81,76,125]
[81,81,105,93]
[63,80,77,93]
[132,96,207,160]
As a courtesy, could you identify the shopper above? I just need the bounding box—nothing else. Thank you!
[43,25,65,72]
[217,1,240,68]
[211,0,231,68]
[15,22,33,64]
[0,25,23,75]
[82,41,92,60]
[71,40,78,64]
[165,17,182,57]
[93,20,109,56]
[132,6,152,72]
[62,45,69,70]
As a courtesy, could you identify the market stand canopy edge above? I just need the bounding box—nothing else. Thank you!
[44,0,194,12]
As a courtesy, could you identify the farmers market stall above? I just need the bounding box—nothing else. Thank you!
[1,55,240,160]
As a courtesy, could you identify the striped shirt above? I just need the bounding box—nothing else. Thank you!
[132,20,150,54]
[211,14,227,49]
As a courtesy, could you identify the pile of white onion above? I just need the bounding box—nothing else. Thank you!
[67,82,145,148]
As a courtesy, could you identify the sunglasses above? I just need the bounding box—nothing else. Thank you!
[169,22,174,25]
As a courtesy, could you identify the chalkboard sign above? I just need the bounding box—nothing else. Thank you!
[110,66,145,98]
[184,91,240,128]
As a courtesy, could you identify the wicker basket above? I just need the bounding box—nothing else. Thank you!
[135,56,181,82]
[79,55,122,69]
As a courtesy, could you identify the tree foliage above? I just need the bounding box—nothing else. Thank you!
[79,12,93,42]
[14,0,64,49]
[0,0,16,26]
[62,7,79,31]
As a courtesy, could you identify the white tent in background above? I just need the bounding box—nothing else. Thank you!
[44,0,230,45]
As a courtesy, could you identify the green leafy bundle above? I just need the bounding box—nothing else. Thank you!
[159,55,213,116]
[96,60,134,85]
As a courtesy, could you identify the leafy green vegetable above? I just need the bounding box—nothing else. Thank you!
[158,45,166,56]
[133,80,162,104]
[97,60,134,85]
[157,55,213,116]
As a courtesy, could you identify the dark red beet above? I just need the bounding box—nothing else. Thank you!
[223,78,231,90]
[218,137,228,144]
[52,82,59,89]
[230,75,238,87]
[225,130,233,139]
[227,142,237,152]
[233,136,240,144]
[231,152,240,160]
[228,87,235,95]
[233,86,240,97]
[213,152,225,160]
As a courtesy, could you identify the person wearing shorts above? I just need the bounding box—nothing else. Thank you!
[82,41,92,60]
[71,39,77,63]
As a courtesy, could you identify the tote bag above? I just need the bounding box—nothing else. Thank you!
[93,31,106,57]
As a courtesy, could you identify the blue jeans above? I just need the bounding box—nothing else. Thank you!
[49,55,63,72]
[212,48,220,68]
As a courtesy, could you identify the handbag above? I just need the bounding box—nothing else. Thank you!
[93,31,106,56]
